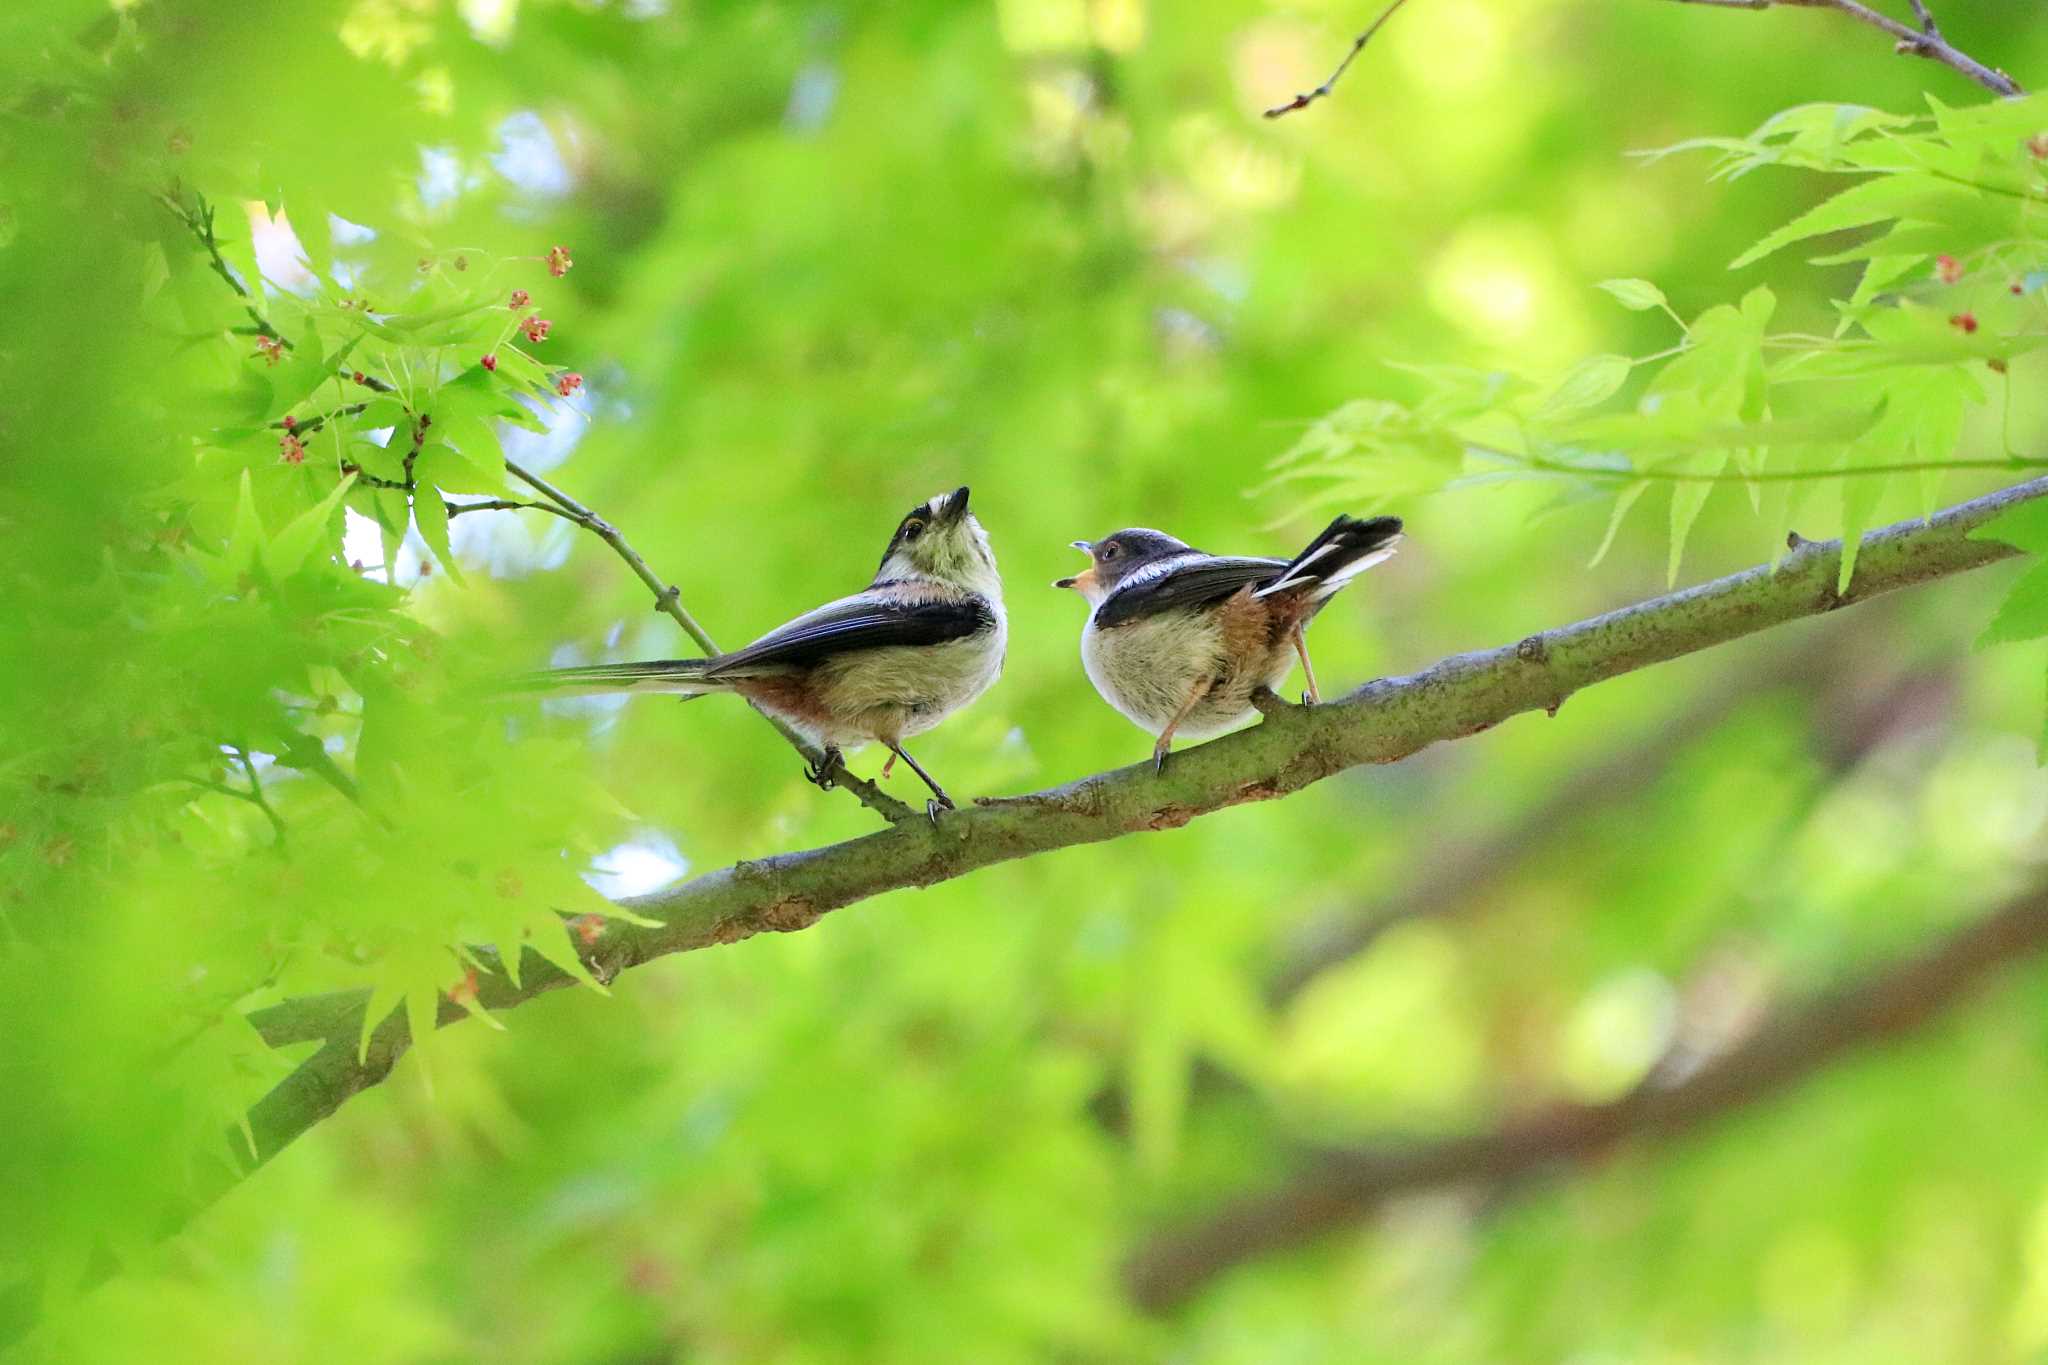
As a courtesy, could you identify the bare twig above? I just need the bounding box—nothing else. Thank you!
[215,475,2048,1193]
[1263,0,1416,118]
[443,497,575,520]
[1125,876,2048,1309]
[184,747,287,847]
[230,747,285,847]
[272,402,367,439]
[1667,0,2021,96]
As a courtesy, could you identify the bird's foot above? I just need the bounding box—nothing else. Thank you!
[925,793,956,826]
[1152,742,1172,776]
[804,747,843,790]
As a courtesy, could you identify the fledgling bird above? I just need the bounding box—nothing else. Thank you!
[1055,514,1403,772]
[523,487,1005,820]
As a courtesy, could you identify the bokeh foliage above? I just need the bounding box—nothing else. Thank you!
[4,1,2048,1361]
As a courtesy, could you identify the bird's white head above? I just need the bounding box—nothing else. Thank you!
[874,487,1001,600]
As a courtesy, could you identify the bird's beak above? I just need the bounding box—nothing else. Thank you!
[1054,542,1095,591]
[939,486,971,522]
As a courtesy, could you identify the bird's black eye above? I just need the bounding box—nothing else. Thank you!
[902,518,926,541]
[1098,541,1119,561]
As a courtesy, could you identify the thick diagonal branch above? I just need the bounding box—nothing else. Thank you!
[1124,876,2048,1310]
[224,475,2048,1196]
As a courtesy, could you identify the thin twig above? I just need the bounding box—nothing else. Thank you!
[274,402,367,439]
[1666,0,2022,97]
[501,457,917,824]
[1263,0,1416,118]
[155,191,290,344]
[443,497,577,520]
[188,747,287,847]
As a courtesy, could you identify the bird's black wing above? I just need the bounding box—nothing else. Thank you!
[1093,557,1287,630]
[705,592,994,674]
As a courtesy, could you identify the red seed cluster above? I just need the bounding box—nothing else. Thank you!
[481,353,498,372]
[255,335,284,367]
[546,244,573,277]
[449,967,479,1005]
[508,288,531,309]
[555,371,583,397]
[1950,312,1979,334]
[522,315,552,343]
[280,433,305,464]
[1934,254,1962,285]
[572,913,605,946]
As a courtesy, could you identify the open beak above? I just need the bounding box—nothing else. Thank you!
[939,486,971,522]
[1053,541,1095,591]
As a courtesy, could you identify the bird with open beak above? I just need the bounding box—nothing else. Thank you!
[1055,514,1402,771]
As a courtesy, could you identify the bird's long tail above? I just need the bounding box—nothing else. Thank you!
[507,657,736,698]
[1256,514,1404,601]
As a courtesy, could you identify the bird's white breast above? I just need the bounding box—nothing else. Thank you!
[1081,607,1226,737]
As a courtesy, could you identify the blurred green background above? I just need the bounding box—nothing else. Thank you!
[5,1,2048,1360]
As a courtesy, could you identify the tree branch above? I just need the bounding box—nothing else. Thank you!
[155,190,290,344]
[220,475,2048,1199]
[1274,0,2021,118]
[1263,0,1414,119]
[1667,0,2021,96]
[1124,875,2048,1310]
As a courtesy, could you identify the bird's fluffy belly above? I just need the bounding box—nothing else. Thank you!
[803,625,1006,747]
[1082,609,1290,740]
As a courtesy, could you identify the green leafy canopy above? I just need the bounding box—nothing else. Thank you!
[1273,92,2048,728]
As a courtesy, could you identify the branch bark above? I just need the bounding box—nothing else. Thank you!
[222,475,2047,1196]
[1124,875,2048,1310]
[1667,0,2021,96]
[1273,0,2020,117]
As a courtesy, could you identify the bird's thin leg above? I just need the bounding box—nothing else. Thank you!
[804,745,843,790]
[1290,622,1321,706]
[881,751,899,779]
[885,742,954,824]
[1153,678,1214,776]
